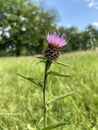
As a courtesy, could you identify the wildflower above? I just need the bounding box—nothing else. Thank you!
[44,31,69,61]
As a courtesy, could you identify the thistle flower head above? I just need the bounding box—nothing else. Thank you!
[44,31,69,61]
[46,31,68,48]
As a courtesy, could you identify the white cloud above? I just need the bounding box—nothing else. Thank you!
[92,22,98,27]
[88,1,95,7]
[85,0,98,9]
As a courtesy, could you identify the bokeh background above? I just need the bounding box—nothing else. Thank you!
[0,0,98,56]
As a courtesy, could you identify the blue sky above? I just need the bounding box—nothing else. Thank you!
[35,0,98,30]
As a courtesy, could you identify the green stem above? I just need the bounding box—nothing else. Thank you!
[43,60,51,128]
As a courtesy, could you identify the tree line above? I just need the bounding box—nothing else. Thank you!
[0,0,98,56]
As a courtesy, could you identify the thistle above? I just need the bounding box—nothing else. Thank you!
[17,31,73,130]
[44,31,69,61]
[42,31,69,127]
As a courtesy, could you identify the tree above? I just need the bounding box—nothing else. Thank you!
[58,26,81,52]
[0,0,57,56]
[58,25,98,52]
[85,25,98,49]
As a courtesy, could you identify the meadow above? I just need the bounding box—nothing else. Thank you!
[0,50,98,130]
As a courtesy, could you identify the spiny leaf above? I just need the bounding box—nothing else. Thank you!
[17,73,43,87]
[54,61,69,67]
[42,122,66,130]
[47,71,71,78]
[32,60,45,68]
[47,92,75,105]
[36,56,46,60]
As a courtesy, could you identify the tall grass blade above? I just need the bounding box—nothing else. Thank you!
[24,107,33,119]
[42,122,66,130]
[0,126,8,130]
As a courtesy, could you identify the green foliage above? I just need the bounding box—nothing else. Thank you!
[0,0,57,56]
[53,61,69,67]
[0,51,98,129]
[32,60,45,68]
[17,73,43,88]
[47,71,71,78]
[17,55,71,129]
[42,122,66,130]
[59,25,98,52]
[47,92,75,105]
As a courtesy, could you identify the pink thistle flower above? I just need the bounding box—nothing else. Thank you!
[44,31,69,61]
[46,31,68,48]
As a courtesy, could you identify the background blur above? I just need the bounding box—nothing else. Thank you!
[0,0,98,56]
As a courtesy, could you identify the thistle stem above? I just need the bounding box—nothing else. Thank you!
[43,60,51,128]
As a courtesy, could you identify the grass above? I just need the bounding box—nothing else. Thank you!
[0,50,98,130]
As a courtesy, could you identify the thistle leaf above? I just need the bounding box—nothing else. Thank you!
[17,73,43,87]
[47,92,75,105]
[32,60,45,68]
[47,71,71,78]
[36,56,46,60]
[54,61,69,67]
[42,122,66,130]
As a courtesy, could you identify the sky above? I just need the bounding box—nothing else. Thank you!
[35,0,98,30]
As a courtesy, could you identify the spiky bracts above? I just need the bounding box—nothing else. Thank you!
[44,44,60,61]
[44,31,68,61]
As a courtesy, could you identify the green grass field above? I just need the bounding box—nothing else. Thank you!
[0,50,98,130]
